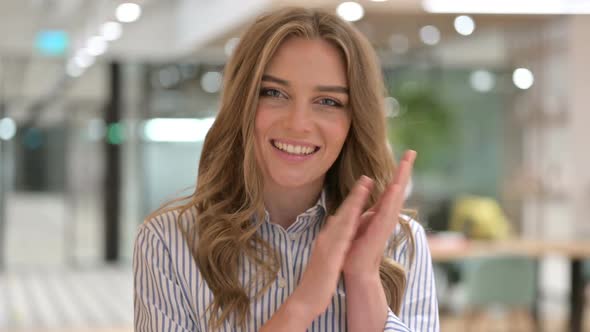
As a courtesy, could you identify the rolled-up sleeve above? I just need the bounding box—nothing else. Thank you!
[133,224,197,331]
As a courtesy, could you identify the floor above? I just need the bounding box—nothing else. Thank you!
[440,312,590,332]
[0,266,133,331]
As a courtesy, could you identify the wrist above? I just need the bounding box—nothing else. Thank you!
[285,290,316,324]
[263,292,313,331]
[343,271,382,286]
[344,272,390,332]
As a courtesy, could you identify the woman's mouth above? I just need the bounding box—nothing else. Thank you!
[270,139,320,156]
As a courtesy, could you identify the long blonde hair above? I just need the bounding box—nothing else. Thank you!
[149,7,415,330]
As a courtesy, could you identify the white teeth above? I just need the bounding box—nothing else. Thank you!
[286,144,296,154]
[272,140,316,155]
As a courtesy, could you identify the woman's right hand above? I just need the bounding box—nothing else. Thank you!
[261,176,374,331]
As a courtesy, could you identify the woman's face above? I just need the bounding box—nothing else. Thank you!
[254,37,351,191]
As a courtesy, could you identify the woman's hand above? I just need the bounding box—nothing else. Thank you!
[262,175,374,331]
[342,150,416,332]
[342,150,416,279]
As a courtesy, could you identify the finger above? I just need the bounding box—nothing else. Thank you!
[323,176,373,247]
[374,150,416,214]
[359,152,417,252]
[361,210,376,221]
[393,152,416,209]
[383,156,415,230]
[386,184,404,224]
[366,150,417,214]
[366,190,385,214]
[334,175,374,220]
[369,183,404,245]
[401,149,417,164]
[372,154,416,241]
[387,152,415,208]
[355,211,376,239]
[323,176,373,246]
[394,150,416,187]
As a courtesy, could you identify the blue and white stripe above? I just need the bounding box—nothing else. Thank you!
[133,191,439,331]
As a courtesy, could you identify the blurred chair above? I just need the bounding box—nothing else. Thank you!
[449,196,512,240]
[462,255,537,332]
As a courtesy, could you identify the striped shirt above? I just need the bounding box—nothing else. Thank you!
[133,190,439,331]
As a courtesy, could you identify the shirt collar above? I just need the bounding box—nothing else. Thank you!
[261,188,327,236]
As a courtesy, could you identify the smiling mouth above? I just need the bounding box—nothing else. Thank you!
[270,139,320,156]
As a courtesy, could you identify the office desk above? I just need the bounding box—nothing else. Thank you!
[428,238,590,332]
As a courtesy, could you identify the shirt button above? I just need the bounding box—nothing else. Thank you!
[289,233,298,241]
[278,277,287,288]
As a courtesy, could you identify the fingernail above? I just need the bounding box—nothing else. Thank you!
[360,175,372,186]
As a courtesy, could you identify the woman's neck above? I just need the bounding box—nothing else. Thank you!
[263,180,324,229]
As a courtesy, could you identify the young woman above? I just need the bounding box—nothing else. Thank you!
[133,7,439,332]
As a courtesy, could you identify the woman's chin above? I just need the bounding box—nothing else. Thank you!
[274,179,309,189]
[269,174,318,190]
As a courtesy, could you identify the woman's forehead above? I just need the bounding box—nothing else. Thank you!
[264,37,348,87]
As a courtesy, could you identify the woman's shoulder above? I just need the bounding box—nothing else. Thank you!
[137,206,198,247]
[390,214,431,263]
[396,214,428,238]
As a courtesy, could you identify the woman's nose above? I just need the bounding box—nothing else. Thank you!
[284,101,312,133]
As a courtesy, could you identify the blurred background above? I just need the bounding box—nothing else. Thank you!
[0,0,589,331]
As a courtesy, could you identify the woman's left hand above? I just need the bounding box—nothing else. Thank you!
[342,150,416,278]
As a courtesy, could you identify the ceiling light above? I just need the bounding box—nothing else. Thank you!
[513,68,534,89]
[101,21,122,41]
[200,71,223,93]
[469,70,495,92]
[158,66,182,88]
[74,49,94,68]
[336,2,365,22]
[87,36,108,56]
[66,60,84,78]
[419,25,440,45]
[0,117,17,141]
[423,0,590,14]
[454,15,476,36]
[224,37,240,57]
[116,3,142,23]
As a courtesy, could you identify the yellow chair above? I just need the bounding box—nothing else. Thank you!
[449,196,511,240]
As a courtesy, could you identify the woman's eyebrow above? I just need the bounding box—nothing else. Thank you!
[315,85,349,94]
[262,74,289,86]
[262,74,349,95]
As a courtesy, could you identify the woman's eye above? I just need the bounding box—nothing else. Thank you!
[260,88,284,98]
[318,98,342,107]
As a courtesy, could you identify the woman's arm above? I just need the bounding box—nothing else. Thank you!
[344,273,391,331]
[133,224,197,332]
[345,221,439,332]
[343,151,424,332]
